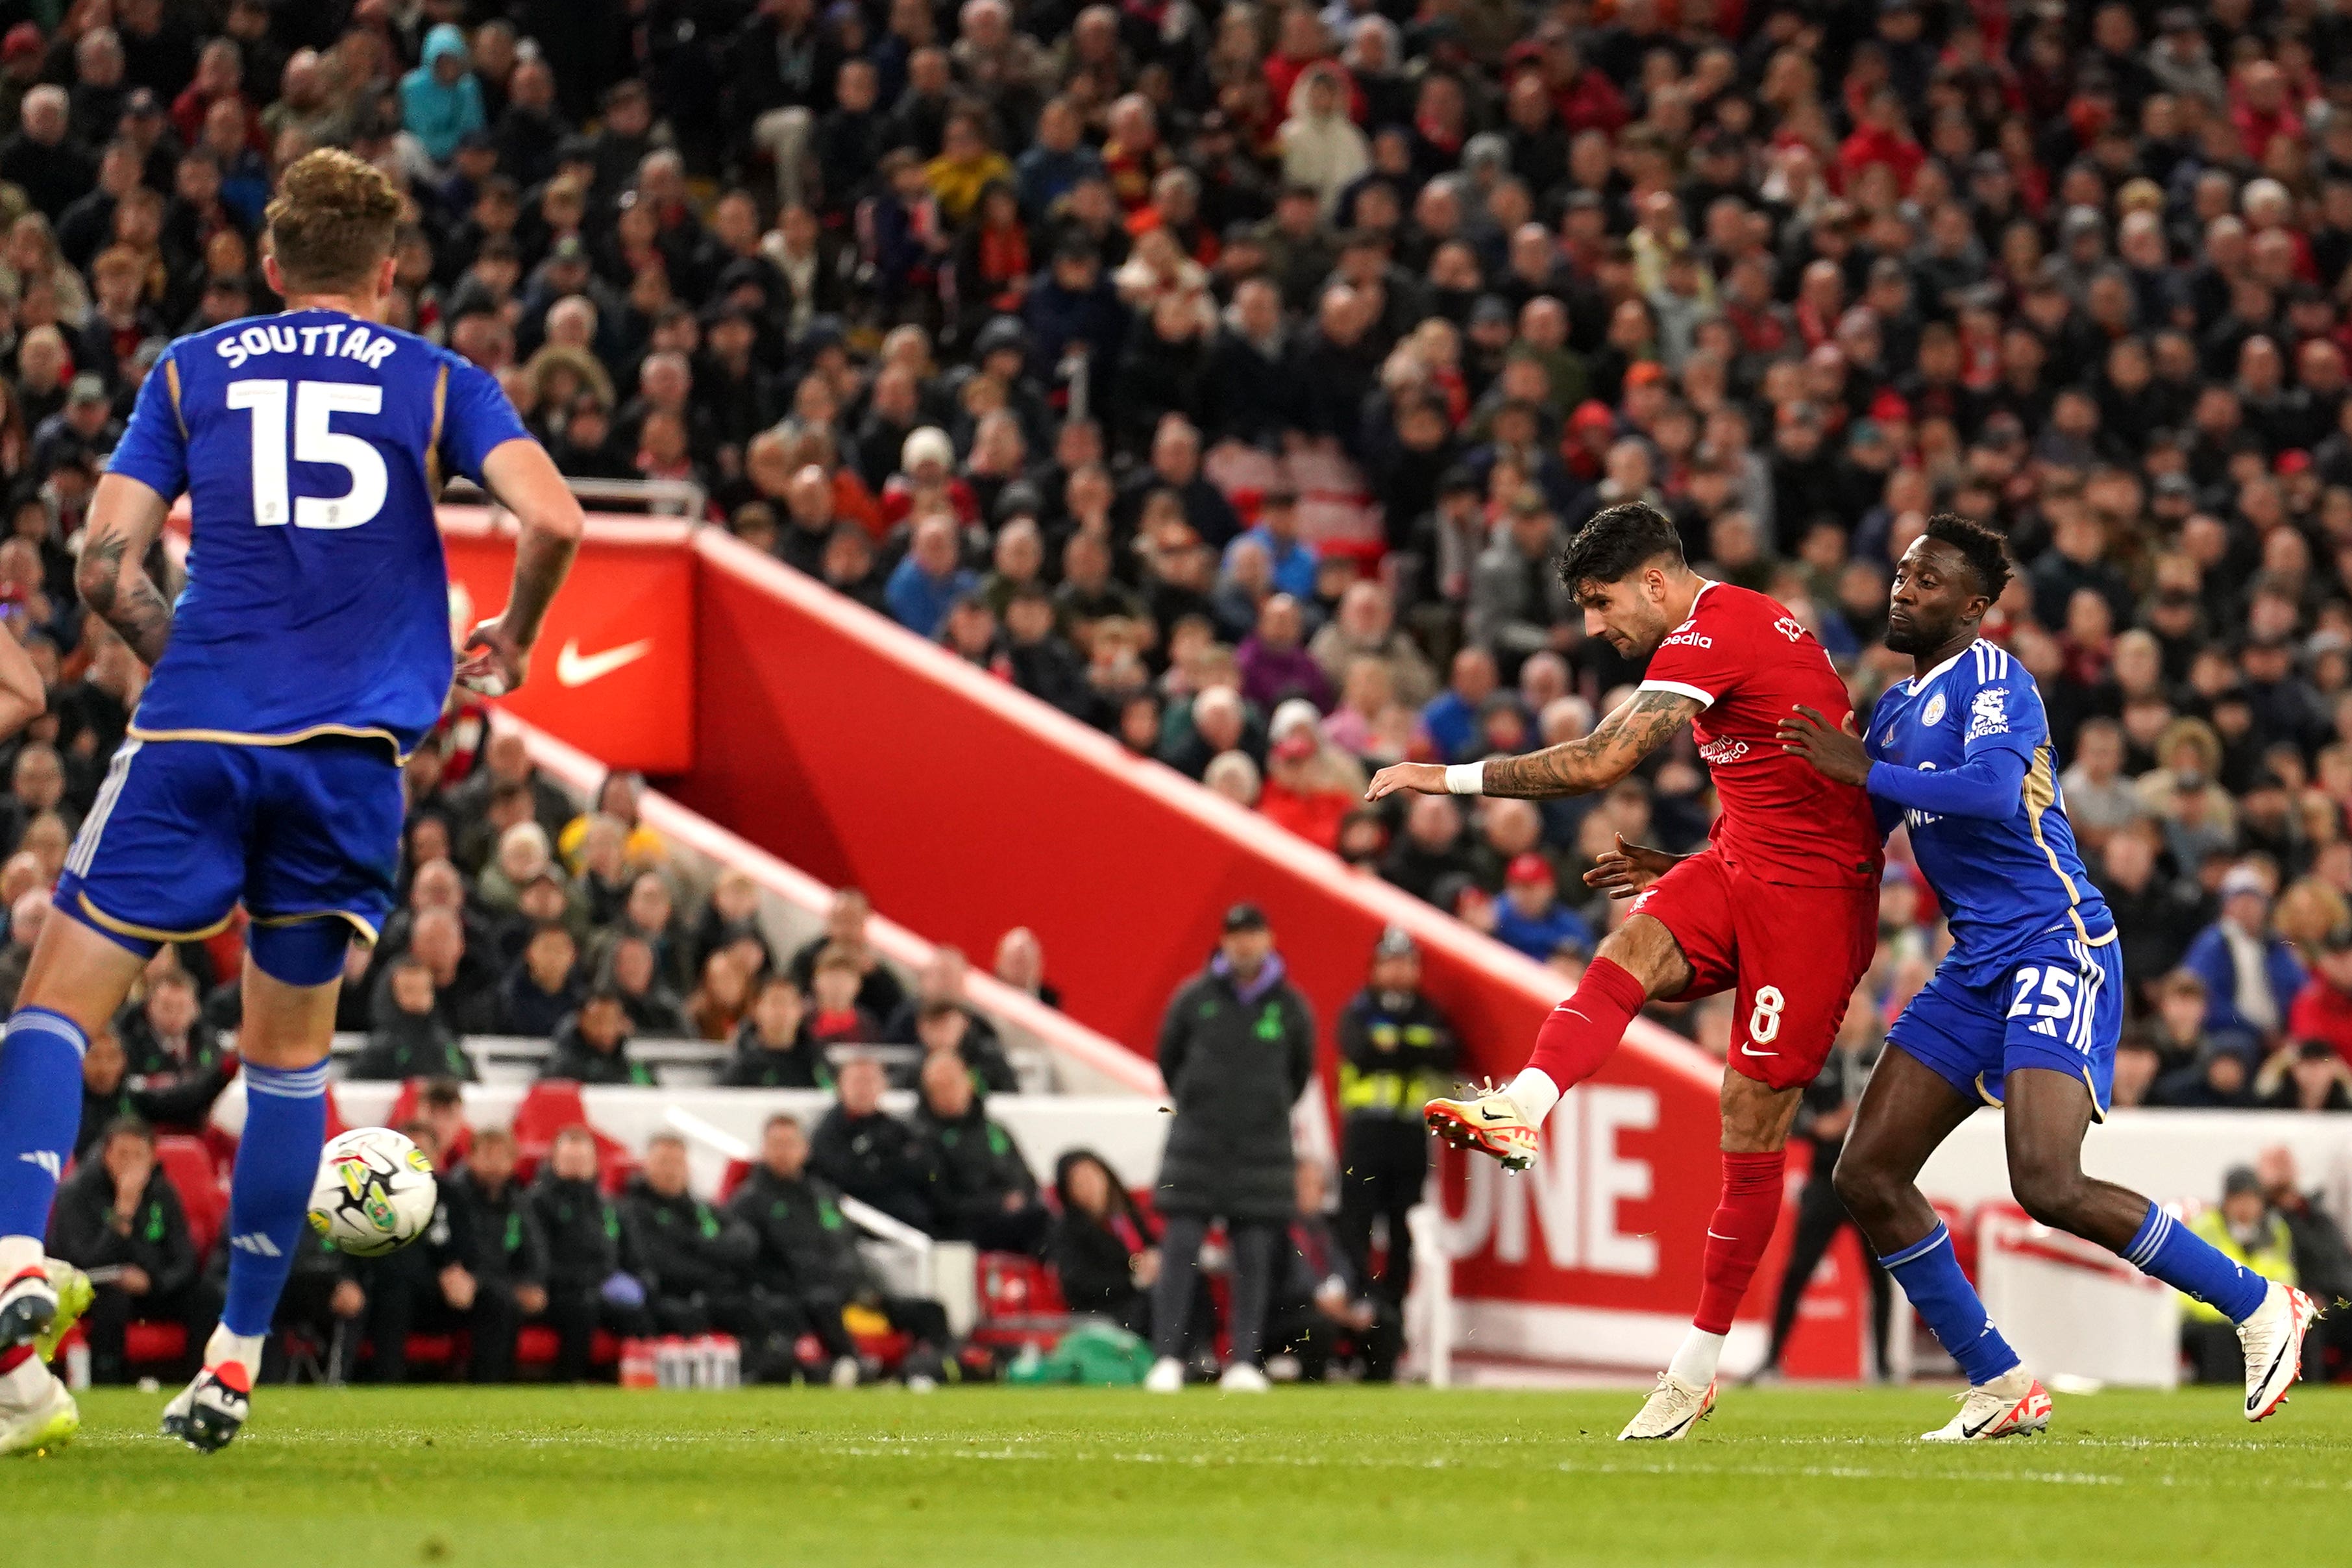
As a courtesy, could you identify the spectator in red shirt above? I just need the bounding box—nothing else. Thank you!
[2286,924,2352,1069]
[807,945,882,1046]
[1837,86,1924,196]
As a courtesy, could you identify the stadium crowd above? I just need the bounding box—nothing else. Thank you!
[0,0,2336,1384]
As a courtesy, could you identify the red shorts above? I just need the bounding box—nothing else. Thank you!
[1627,850,1878,1091]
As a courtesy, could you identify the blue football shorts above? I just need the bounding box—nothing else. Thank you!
[55,735,402,985]
[1885,929,2125,1120]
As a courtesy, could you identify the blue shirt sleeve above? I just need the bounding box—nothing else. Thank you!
[1866,750,2027,821]
[437,355,533,484]
[104,350,190,500]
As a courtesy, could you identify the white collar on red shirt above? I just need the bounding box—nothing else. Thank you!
[1674,578,1719,630]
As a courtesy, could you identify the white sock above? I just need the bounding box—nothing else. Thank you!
[0,1234,42,1281]
[205,1325,265,1382]
[1667,1327,1726,1388]
[1506,1068,1562,1126]
[1981,1364,2035,1398]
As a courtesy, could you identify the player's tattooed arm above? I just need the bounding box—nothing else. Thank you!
[1366,689,1702,802]
[1364,691,1712,803]
[1480,688,1703,799]
[77,474,175,667]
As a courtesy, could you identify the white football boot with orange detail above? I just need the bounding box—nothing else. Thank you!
[2240,1282,2322,1423]
[1920,1377,2053,1441]
[1423,1089,1537,1171]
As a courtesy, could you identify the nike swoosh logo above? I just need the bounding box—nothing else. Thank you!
[1961,1412,1999,1438]
[1476,1105,1513,1123]
[1739,1044,1778,1058]
[556,637,655,687]
[2251,1336,2296,1414]
[1706,1230,1735,1240]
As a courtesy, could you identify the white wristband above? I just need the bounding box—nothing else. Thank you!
[1443,762,1485,796]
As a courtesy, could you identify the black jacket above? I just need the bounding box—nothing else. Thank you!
[396,1168,482,1277]
[914,1099,1038,1240]
[719,1020,833,1089]
[726,1165,868,1300]
[809,1105,938,1232]
[113,1009,234,1133]
[880,1003,1019,1094]
[620,1176,757,1299]
[495,965,583,1039]
[527,1171,632,1293]
[1154,956,1316,1221]
[47,1159,198,1301]
[455,1170,550,1290]
[347,1011,477,1083]
[541,1016,655,1085]
[1046,1153,1153,1321]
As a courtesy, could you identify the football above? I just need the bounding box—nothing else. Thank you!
[306,1127,438,1258]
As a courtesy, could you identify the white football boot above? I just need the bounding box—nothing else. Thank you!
[1617,1373,1716,1440]
[2239,1282,2322,1423]
[1920,1375,2052,1442]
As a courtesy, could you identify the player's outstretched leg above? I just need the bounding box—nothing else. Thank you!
[0,1008,95,1353]
[2003,1070,2318,1424]
[1621,1071,1800,1439]
[1425,918,1687,1171]
[0,914,149,1455]
[164,959,337,1454]
[1834,1050,2048,1440]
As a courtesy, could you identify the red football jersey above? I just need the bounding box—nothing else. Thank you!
[1637,580,1883,889]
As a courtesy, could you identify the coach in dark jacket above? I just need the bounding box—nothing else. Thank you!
[913,1054,1048,1254]
[809,1057,937,1232]
[47,1118,212,1384]
[620,1133,773,1347]
[526,1127,652,1380]
[729,1112,953,1377]
[1147,904,1316,1384]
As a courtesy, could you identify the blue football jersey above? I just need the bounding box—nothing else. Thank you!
[105,308,531,759]
[1865,638,2115,986]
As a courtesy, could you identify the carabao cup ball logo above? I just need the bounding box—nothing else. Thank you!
[335,1153,400,1234]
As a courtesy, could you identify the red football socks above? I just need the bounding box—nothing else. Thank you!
[1693,1149,1788,1335]
[1525,957,1648,1088]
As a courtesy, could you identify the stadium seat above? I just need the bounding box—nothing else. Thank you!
[514,1325,621,1373]
[717,1158,752,1202]
[153,1134,227,1259]
[971,1252,1068,1353]
[385,1079,472,1165]
[509,1081,631,1182]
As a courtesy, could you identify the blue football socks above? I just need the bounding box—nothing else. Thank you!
[0,1008,88,1247]
[2122,1201,2268,1323]
[1880,1221,2024,1386]
[221,1060,330,1337]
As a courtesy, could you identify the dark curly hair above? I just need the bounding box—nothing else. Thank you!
[1557,501,1684,591]
[1922,512,2012,604]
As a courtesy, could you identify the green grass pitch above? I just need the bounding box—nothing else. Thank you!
[14,1384,2352,1565]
